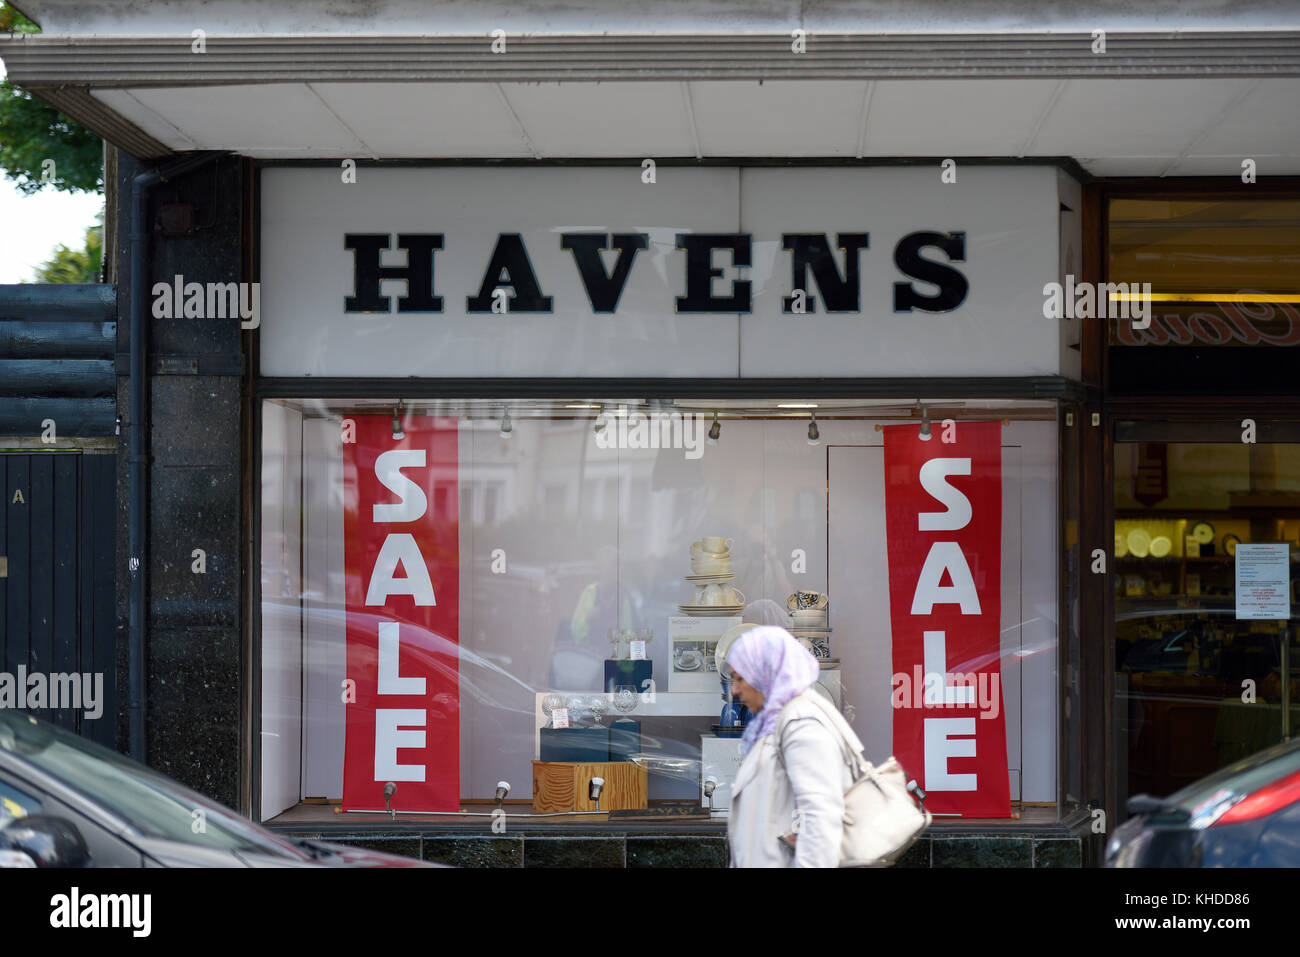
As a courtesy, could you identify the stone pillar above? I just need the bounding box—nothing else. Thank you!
[113,151,245,809]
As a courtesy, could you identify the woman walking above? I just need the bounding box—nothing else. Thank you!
[726,626,863,868]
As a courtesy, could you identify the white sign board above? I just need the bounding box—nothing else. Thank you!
[260,166,1065,379]
[1234,543,1291,620]
[668,615,741,692]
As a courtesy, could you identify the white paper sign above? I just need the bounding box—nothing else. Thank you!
[551,707,570,729]
[629,640,647,660]
[1234,543,1291,620]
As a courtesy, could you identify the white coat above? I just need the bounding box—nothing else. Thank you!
[727,688,860,868]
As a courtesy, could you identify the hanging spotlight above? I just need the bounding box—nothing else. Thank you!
[494,781,511,808]
[391,401,405,440]
[807,411,821,446]
[593,404,607,434]
[499,408,513,438]
[707,411,721,445]
[918,403,932,441]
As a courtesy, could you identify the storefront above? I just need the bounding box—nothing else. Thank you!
[9,0,1298,870]
[250,163,1088,864]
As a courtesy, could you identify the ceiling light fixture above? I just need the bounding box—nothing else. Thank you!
[807,412,821,446]
[391,401,405,440]
[707,411,721,445]
[918,403,931,441]
[778,403,819,409]
[499,408,513,438]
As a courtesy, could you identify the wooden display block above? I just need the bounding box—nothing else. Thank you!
[531,760,647,813]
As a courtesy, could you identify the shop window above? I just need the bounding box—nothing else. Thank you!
[1113,430,1300,812]
[259,398,1064,825]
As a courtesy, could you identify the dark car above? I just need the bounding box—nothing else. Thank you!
[1105,735,1300,867]
[0,710,437,867]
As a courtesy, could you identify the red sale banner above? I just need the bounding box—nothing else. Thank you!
[342,415,460,811]
[883,421,1010,818]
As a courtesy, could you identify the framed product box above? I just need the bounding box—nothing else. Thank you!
[668,616,741,692]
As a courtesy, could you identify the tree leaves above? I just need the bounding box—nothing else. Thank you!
[0,1,103,195]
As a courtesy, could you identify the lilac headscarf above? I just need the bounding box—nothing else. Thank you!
[727,626,821,757]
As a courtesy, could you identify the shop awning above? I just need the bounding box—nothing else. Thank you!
[3,0,1300,173]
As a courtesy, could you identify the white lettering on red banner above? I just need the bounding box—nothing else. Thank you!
[883,421,1011,817]
[342,417,460,811]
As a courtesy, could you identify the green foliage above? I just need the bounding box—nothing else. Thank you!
[0,2,103,195]
[0,3,38,32]
[33,218,103,283]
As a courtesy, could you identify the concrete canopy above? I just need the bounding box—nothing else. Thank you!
[2,0,1299,173]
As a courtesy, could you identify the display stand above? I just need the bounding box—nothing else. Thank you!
[532,760,648,812]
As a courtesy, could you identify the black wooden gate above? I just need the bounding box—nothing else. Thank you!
[1,451,116,747]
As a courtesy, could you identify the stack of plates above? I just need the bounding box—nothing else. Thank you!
[683,538,743,616]
[678,604,744,617]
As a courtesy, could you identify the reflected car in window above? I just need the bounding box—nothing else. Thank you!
[0,711,437,867]
[1106,735,1300,867]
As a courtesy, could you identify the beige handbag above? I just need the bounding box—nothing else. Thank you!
[777,691,931,867]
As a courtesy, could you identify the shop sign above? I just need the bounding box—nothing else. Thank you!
[883,421,1011,818]
[1112,300,1300,346]
[340,229,969,316]
[1131,443,1167,508]
[341,416,460,812]
[260,166,1063,378]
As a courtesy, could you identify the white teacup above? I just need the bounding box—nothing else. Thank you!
[701,584,744,606]
[690,542,730,558]
[698,537,733,553]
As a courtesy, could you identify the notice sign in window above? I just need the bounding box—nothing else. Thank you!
[1234,543,1291,621]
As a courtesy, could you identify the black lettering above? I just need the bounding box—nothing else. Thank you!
[561,232,649,312]
[344,234,444,312]
[893,231,968,313]
[675,234,752,313]
[466,233,553,312]
[783,233,869,312]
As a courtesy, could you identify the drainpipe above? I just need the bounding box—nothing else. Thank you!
[127,151,226,763]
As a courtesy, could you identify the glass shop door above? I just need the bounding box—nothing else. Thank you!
[1113,429,1300,813]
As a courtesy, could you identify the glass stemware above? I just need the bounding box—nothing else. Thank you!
[613,685,637,716]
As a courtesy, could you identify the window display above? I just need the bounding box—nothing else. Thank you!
[259,397,1061,825]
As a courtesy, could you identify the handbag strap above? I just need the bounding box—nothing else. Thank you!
[774,691,869,780]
